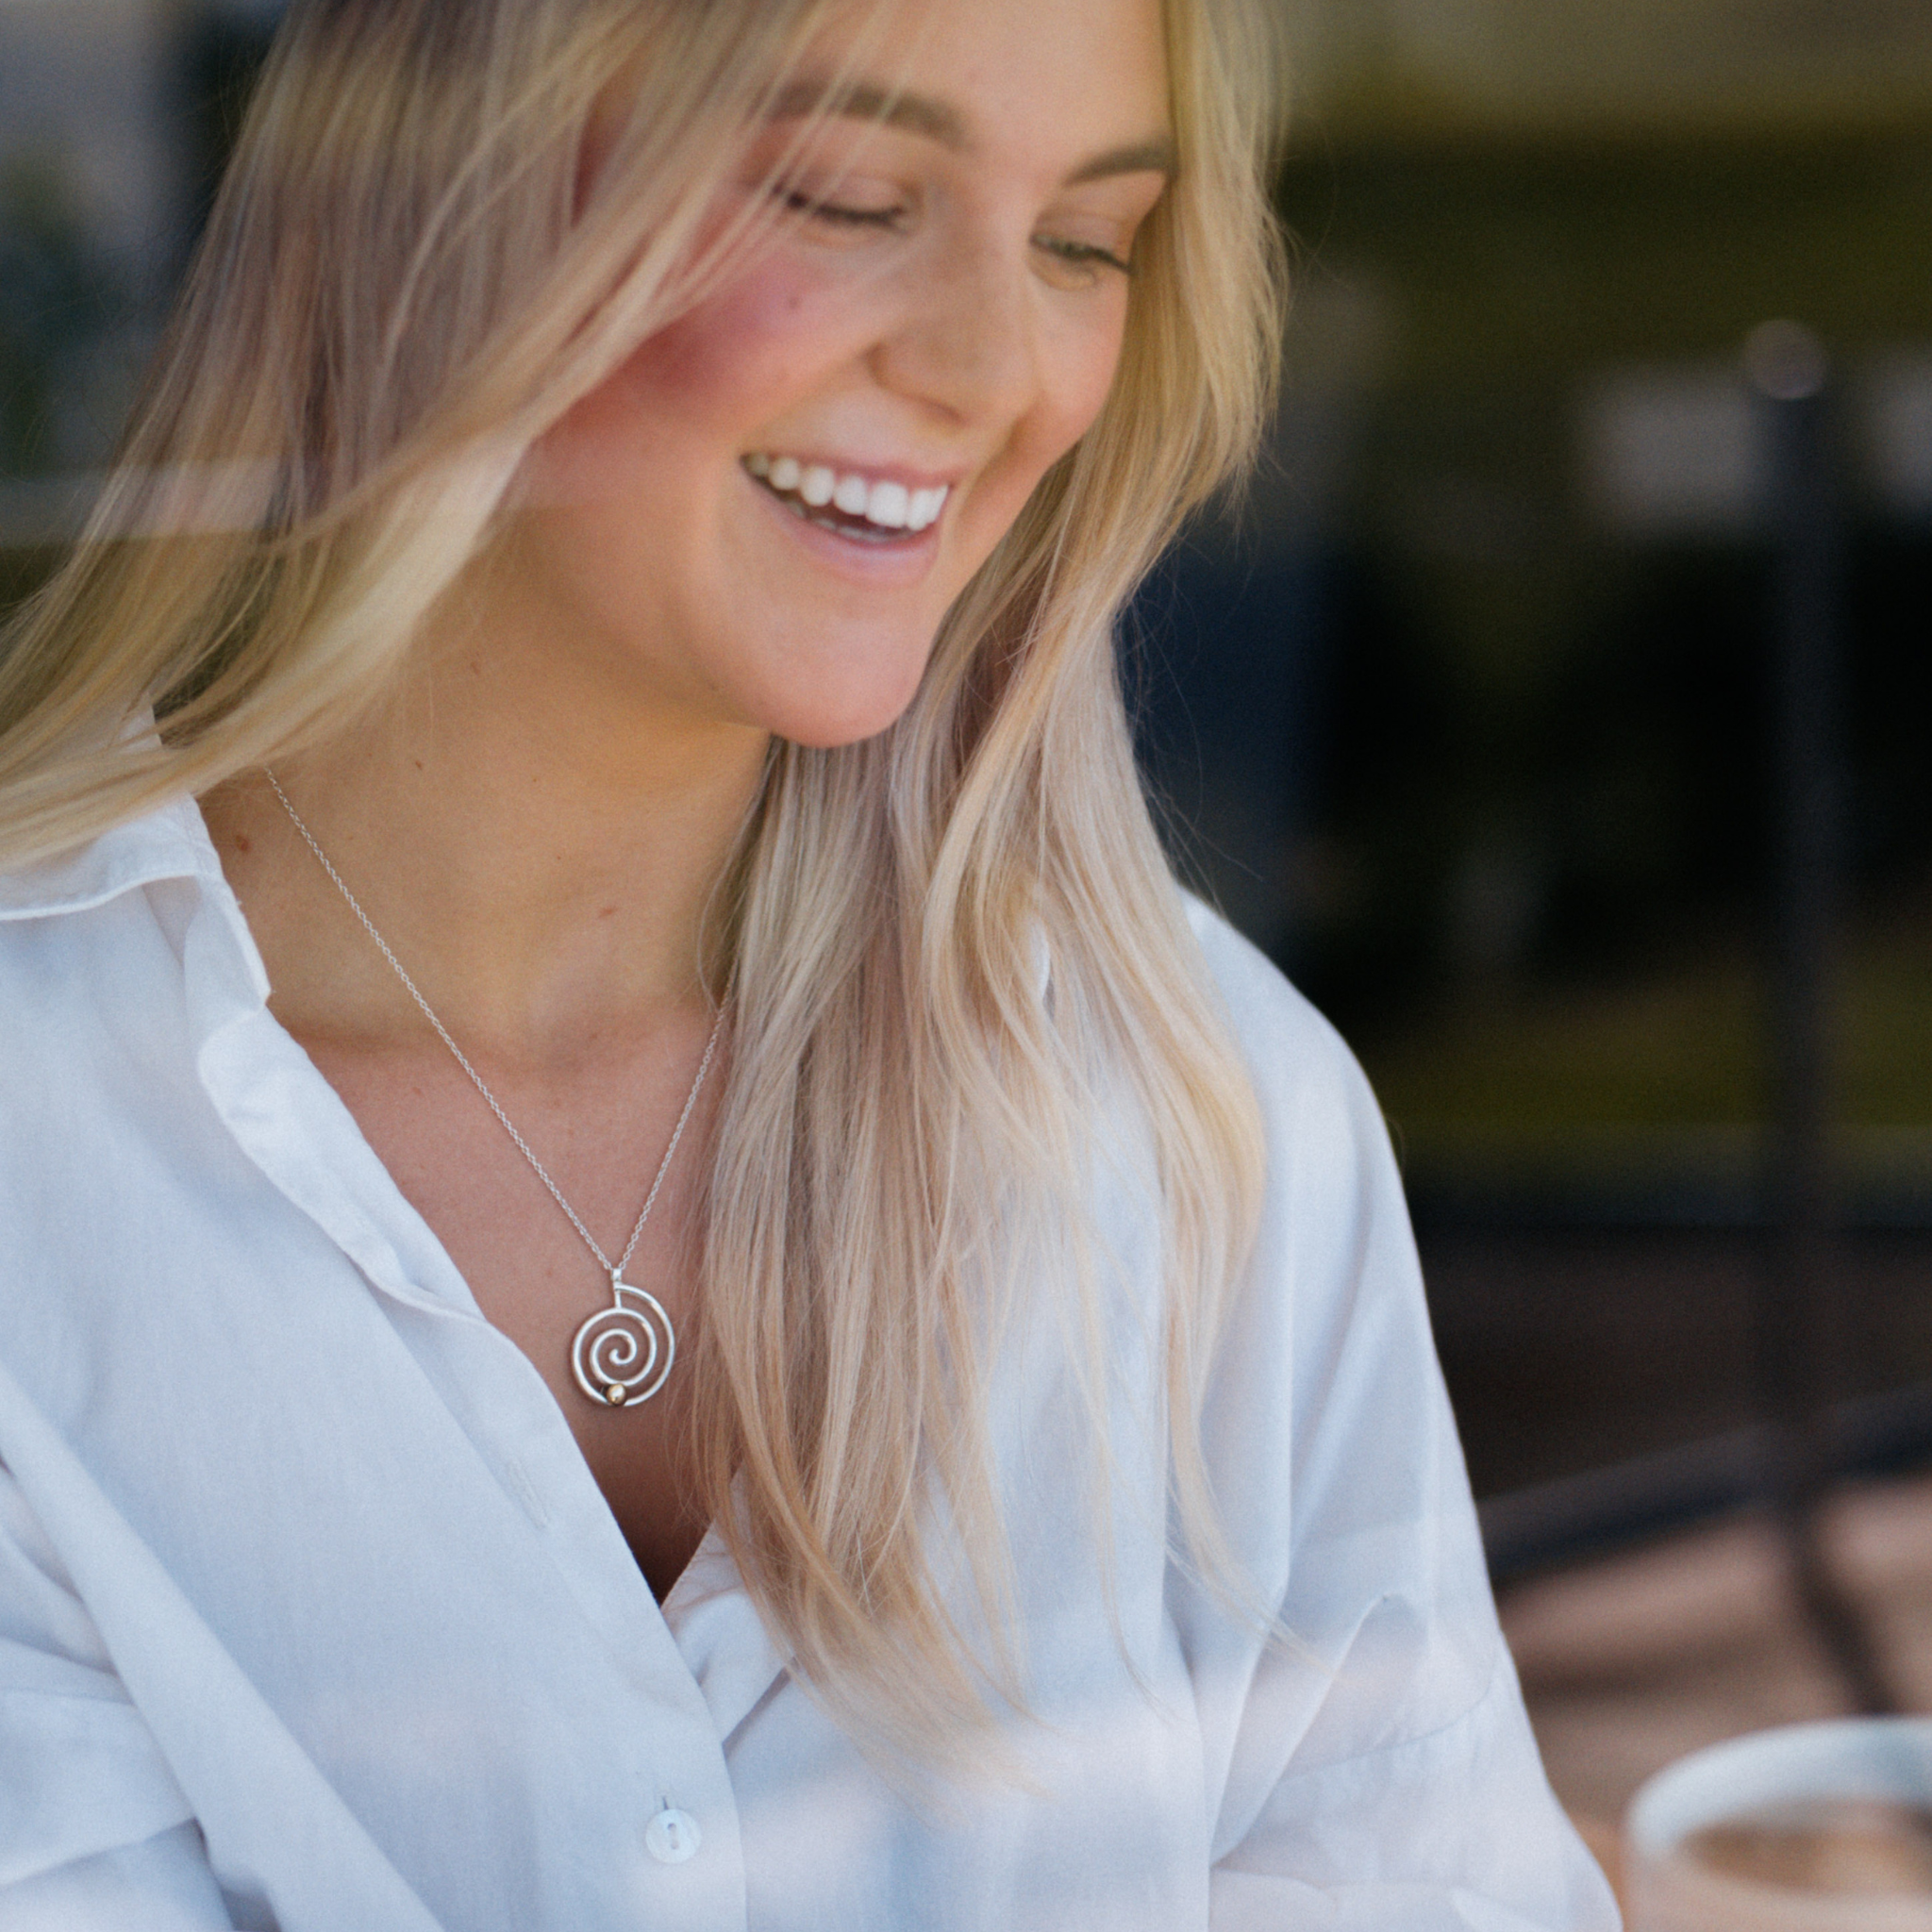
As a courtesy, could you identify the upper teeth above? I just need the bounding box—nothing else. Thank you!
[744,453,948,532]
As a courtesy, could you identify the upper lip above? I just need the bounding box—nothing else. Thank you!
[744,451,965,490]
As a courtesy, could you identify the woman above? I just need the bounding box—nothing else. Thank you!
[0,0,1617,1924]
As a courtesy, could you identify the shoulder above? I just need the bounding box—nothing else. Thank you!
[1183,893,1345,1068]
[1180,892,1390,1190]
[1178,891,1427,1463]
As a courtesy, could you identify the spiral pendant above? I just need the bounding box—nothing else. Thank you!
[572,1276,676,1408]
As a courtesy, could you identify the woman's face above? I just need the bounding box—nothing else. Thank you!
[512,0,1173,749]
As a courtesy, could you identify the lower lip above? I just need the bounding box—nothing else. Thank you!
[745,472,944,581]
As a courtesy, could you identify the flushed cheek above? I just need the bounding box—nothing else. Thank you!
[587,257,859,447]
[525,262,860,509]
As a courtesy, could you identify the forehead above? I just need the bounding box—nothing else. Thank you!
[786,0,1172,175]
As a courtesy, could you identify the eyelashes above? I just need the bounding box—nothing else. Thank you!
[779,189,903,228]
[775,188,1134,278]
[1035,236,1133,277]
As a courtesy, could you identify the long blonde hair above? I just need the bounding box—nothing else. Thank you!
[0,0,1286,1758]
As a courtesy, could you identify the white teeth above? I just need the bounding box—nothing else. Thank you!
[744,454,949,534]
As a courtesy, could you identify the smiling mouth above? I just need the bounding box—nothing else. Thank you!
[743,453,949,543]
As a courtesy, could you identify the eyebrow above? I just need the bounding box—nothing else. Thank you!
[1067,139,1177,185]
[771,79,968,148]
[768,79,1177,184]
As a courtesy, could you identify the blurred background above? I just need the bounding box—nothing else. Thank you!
[3,0,1930,1880]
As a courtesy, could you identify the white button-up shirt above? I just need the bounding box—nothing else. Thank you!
[0,798,1618,1931]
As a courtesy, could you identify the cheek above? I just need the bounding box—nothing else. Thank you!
[969,304,1131,529]
[1056,294,1136,439]
[620,265,820,412]
[533,256,853,488]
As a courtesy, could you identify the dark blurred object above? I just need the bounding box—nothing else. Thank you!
[1749,321,1898,1715]
[0,158,119,479]
[1121,103,1932,1590]
[1130,395,1348,965]
[1258,127,1932,1052]
[173,1,282,268]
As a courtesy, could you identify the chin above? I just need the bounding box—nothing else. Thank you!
[761,687,926,752]
[734,628,939,750]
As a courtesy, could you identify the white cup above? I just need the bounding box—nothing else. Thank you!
[1625,1719,1932,1930]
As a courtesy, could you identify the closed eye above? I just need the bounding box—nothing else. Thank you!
[778,189,905,229]
[1042,237,1128,275]
[1034,235,1134,278]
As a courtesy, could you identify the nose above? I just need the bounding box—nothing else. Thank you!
[869,230,1041,428]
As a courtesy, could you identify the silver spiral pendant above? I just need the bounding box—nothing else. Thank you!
[572,1276,676,1408]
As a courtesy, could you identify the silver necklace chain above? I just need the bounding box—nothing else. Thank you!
[265,769,723,1407]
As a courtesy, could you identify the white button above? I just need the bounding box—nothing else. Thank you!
[645,1807,701,1864]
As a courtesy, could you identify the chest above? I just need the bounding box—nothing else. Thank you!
[15,999,1224,1932]
[292,1029,716,1598]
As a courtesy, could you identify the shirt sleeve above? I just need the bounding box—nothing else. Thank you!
[0,1461,237,1930]
[1181,909,1622,1930]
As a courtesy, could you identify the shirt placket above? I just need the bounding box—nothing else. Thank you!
[182,864,760,1930]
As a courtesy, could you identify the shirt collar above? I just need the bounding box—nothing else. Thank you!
[0,791,225,922]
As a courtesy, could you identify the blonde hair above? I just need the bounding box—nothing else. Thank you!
[0,0,1286,1759]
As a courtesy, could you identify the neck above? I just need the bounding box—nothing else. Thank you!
[205,603,771,1069]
